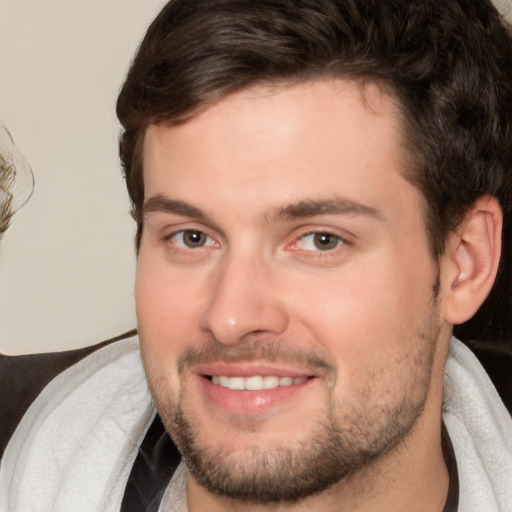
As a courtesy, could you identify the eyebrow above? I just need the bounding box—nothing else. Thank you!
[143,194,382,222]
[143,195,207,220]
[272,198,382,222]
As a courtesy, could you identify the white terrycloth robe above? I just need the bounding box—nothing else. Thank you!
[0,336,511,511]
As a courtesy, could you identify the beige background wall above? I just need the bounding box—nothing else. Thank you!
[0,0,166,354]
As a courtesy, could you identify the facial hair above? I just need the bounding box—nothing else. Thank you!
[147,300,441,505]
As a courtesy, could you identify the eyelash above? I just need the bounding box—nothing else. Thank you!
[288,231,347,253]
[163,227,350,256]
[166,229,217,250]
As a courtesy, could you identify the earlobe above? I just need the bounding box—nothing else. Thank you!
[442,196,502,325]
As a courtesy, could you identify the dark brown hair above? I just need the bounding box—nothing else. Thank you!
[117,0,512,345]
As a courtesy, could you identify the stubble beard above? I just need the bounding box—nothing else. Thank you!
[147,303,441,505]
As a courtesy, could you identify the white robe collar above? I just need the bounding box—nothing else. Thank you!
[1,337,510,511]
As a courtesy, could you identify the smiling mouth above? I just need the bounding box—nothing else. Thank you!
[207,375,309,391]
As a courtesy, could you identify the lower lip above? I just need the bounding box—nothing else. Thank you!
[196,375,315,416]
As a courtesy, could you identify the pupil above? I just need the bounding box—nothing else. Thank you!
[185,231,205,247]
[314,233,338,250]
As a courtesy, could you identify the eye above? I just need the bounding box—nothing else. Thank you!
[169,230,215,249]
[298,232,344,251]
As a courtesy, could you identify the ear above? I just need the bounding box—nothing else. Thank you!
[442,196,502,325]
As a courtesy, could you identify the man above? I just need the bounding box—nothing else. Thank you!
[1,0,511,511]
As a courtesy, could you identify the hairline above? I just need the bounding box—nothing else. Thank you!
[132,75,453,260]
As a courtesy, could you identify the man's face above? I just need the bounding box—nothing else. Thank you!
[136,80,446,503]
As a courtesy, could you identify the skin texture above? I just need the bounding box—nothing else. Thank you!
[136,80,456,511]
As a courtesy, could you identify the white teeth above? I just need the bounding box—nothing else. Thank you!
[245,376,263,390]
[227,377,245,390]
[263,376,279,389]
[211,375,306,391]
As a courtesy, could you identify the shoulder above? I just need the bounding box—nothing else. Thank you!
[444,339,512,508]
[0,332,158,510]
[0,330,137,459]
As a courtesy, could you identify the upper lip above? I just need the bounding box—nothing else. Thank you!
[193,362,316,379]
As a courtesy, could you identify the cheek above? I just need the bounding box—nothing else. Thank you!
[135,257,205,366]
[135,259,206,406]
[297,280,436,420]
[291,251,436,374]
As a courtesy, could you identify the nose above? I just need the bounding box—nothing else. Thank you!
[199,253,289,345]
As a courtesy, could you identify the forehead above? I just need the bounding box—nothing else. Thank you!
[142,79,418,220]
